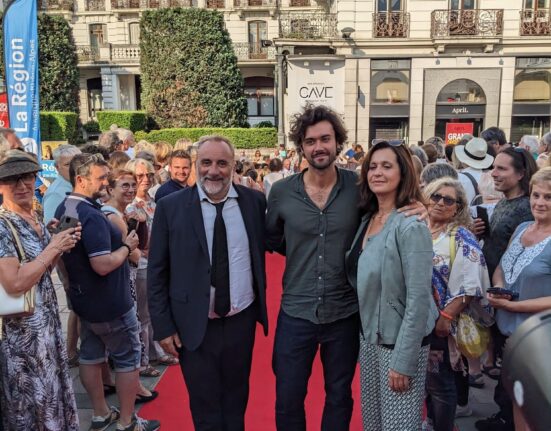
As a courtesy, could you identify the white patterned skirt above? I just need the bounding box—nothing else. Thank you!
[359,338,429,431]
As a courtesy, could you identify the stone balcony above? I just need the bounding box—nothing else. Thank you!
[431,9,504,38]
[76,44,140,64]
[84,0,105,10]
[39,0,74,11]
[110,0,192,9]
[520,9,551,36]
[372,11,410,38]
[279,12,338,40]
[206,0,225,8]
[233,42,276,61]
[233,0,275,6]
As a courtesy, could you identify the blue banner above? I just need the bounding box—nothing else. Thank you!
[3,0,41,158]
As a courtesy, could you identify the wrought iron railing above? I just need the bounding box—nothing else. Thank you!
[520,9,551,36]
[206,0,225,7]
[431,9,504,38]
[85,0,105,10]
[279,12,338,39]
[111,0,192,8]
[289,0,310,6]
[233,42,276,61]
[39,0,74,11]
[111,45,141,61]
[372,12,409,38]
[234,0,275,6]
[76,46,100,62]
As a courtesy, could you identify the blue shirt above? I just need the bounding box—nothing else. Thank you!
[43,176,72,223]
[55,194,133,323]
[155,179,186,202]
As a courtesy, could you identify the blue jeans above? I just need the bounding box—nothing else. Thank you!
[426,335,458,431]
[272,310,359,431]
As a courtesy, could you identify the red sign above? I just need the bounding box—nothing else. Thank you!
[0,93,9,128]
[445,122,473,145]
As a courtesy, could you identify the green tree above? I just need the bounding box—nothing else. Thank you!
[140,8,248,128]
[0,13,80,114]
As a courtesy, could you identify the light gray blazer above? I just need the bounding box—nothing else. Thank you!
[346,210,438,376]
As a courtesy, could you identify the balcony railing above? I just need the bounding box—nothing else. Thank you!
[39,0,74,11]
[206,0,225,7]
[373,12,409,38]
[234,42,276,61]
[289,0,310,6]
[76,45,140,63]
[111,0,191,9]
[77,46,100,62]
[234,0,275,7]
[279,12,338,39]
[85,0,105,10]
[431,9,504,38]
[520,9,550,36]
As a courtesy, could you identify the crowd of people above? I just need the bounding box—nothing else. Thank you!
[0,104,549,431]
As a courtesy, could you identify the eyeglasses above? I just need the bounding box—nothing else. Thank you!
[136,173,155,181]
[1,172,36,186]
[430,193,460,207]
[118,182,137,191]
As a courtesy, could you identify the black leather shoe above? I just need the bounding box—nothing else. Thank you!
[475,413,514,431]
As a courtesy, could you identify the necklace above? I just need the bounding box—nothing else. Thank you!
[430,224,448,237]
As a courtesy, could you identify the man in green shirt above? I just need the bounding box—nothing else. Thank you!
[266,106,362,430]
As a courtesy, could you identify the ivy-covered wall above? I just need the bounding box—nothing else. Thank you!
[140,8,248,129]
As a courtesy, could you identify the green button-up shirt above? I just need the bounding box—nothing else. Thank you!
[266,168,362,324]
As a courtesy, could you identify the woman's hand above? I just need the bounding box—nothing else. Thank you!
[487,293,514,311]
[472,218,486,237]
[389,369,411,393]
[49,225,82,254]
[435,315,452,338]
[127,210,146,223]
[46,218,59,234]
[397,201,428,221]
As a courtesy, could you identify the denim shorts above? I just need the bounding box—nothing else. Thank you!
[79,306,141,373]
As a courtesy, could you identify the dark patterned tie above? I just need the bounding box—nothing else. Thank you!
[211,201,230,317]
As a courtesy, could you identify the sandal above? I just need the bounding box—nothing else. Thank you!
[468,373,485,388]
[482,365,501,380]
[139,365,161,377]
[136,390,159,404]
[156,355,179,366]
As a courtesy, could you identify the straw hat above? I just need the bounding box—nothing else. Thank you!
[454,137,494,170]
[0,150,41,180]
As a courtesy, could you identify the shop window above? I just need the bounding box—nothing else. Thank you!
[437,79,486,104]
[371,70,409,104]
[514,70,551,102]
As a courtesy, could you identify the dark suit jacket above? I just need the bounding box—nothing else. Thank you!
[147,184,268,351]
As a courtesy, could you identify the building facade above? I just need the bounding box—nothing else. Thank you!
[41,0,551,146]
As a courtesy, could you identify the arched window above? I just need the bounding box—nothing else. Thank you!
[437,79,486,104]
[370,70,409,104]
[514,70,551,102]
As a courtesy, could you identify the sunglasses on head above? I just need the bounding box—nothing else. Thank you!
[371,139,405,149]
[430,193,460,207]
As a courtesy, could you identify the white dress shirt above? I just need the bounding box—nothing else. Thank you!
[197,184,255,318]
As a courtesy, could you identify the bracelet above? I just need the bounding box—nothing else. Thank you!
[439,310,454,321]
[35,256,50,273]
[122,243,132,256]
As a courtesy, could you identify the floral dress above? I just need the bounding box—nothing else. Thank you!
[0,209,79,431]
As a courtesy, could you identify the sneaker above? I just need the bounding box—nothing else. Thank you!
[117,415,161,431]
[90,406,120,431]
[455,404,473,417]
[469,373,485,388]
[475,413,515,431]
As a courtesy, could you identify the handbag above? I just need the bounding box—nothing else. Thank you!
[0,215,37,318]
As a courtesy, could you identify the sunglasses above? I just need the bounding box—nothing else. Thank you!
[371,139,405,149]
[430,193,460,207]
[1,172,36,186]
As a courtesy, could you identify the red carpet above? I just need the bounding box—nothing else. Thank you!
[140,253,363,430]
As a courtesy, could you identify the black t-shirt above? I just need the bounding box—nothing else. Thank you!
[482,196,534,279]
[55,194,132,322]
[155,179,185,202]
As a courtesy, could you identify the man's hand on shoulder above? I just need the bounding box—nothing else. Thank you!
[160,333,182,358]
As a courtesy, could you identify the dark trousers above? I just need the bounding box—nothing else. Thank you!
[426,335,460,431]
[493,329,513,425]
[179,304,257,431]
[273,310,360,431]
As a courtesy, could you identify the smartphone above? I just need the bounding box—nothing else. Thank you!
[127,218,139,233]
[476,205,490,237]
[55,215,79,234]
[487,287,519,300]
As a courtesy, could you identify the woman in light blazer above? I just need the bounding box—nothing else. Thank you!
[346,140,438,430]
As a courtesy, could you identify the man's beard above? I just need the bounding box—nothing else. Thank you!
[305,150,336,170]
[199,175,230,197]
